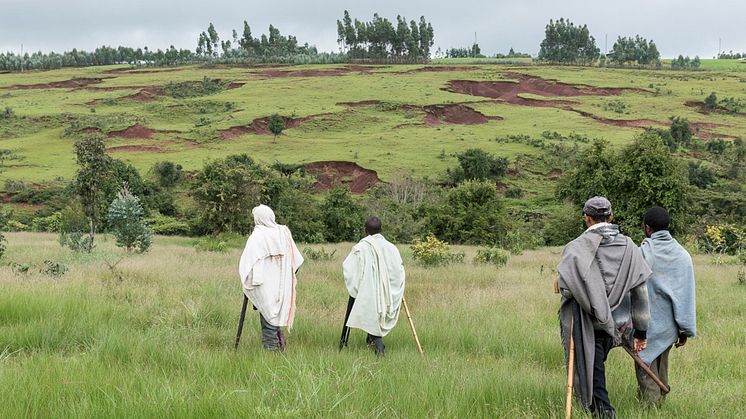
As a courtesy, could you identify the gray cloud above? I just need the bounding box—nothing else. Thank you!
[1,0,743,58]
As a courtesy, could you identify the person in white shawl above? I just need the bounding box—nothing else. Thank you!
[342,217,405,356]
[636,207,696,406]
[238,205,303,351]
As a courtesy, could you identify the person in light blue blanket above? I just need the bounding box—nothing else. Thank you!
[637,207,697,406]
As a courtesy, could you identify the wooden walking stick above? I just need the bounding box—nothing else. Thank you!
[402,297,424,355]
[234,295,249,350]
[339,296,355,350]
[565,318,575,419]
[623,346,670,394]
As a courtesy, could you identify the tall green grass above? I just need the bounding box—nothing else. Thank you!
[0,233,743,417]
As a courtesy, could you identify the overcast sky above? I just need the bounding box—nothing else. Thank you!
[1,0,744,58]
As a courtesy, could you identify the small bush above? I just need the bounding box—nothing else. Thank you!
[147,214,190,236]
[107,186,153,253]
[42,260,68,277]
[473,247,510,267]
[505,187,524,199]
[31,212,63,232]
[410,235,464,267]
[603,99,630,114]
[704,92,718,109]
[193,236,228,252]
[6,220,28,232]
[60,232,94,253]
[303,247,337,261]
[699,224,744,255]
[0,107,15,119]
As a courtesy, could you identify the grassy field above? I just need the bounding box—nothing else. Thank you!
[0,232,744,417]
[1,63,744,186]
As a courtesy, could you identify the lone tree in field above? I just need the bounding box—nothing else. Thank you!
[74,136,112,252]
[268,114,285,142]
[107,185,153,253]
[705,92,718,109]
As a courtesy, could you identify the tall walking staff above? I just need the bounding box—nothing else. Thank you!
[565,318,575,419]
[234,295,249,350]
[339,296,355,350]
[554,270,573,419]
[402,297,424,355]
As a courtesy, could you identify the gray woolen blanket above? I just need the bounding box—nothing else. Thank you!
[557,229,651,407]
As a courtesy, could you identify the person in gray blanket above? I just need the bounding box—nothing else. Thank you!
[557,196,651,419]
[636,207,696,407]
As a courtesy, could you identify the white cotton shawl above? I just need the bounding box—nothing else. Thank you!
[342,234,405,337]
[238,205,304,327]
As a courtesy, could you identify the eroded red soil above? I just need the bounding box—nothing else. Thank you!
[303,161,381,194]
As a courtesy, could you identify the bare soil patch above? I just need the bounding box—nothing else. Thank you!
[545,168,563,180]
[303,161,381,194]
[5,77,107,90]
[102,68,183,75]
[122,86,165,102]
[107,124,179,140]
[423,104,502,126]
[219,115,309,139]
[405,66,480,73]
[565,108,663,128]
[689,122,739,139]
[255,65,375,79]
[445,73,643,107]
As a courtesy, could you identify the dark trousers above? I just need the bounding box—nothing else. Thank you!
[366,334,385,356]
[259,314,286,352]
[589,330,616,419]
[636,346,671,406]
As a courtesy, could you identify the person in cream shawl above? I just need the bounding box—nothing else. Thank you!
[342,217,405,356]
[239,205,303,351]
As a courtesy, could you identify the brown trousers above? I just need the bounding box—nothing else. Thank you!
[635,346,671,406]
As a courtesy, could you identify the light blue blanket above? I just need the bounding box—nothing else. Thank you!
[638,230,697,364]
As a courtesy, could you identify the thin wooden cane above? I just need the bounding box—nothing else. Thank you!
[565,318,575,419]
[234,295,249,350]
[623,346,670,394]
[402,297,424,355]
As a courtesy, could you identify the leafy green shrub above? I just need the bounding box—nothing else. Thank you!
[700,224,744,255]
[411,235,464,267]
[688,161,717,189]
[32,212,62,232]
[1,107,15,119]
[447,148,508,183]
[542,204,585,246]
[190,154,265,234]
[670,116,692,146]
[505,187,524,199]
[473,247,510,266]
[151,161,182,188]
[603,99,630,114]
[60,232,94,253]
[704,92,718,109]
[427,180,508,245]
[146,214,190,236]
[6,220,28,232]
[42,260,68,277]
[320,187,364,242]
[107,186,153,253]
[3,180,28,192]
[193,236,228,252]
[303,247,337,261]
[718,97,746,114]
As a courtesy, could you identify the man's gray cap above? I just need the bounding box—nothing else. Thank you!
[583,196,612,217]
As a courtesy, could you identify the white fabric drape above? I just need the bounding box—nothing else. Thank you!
[238,205,304,327]
[342,234,405,337]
